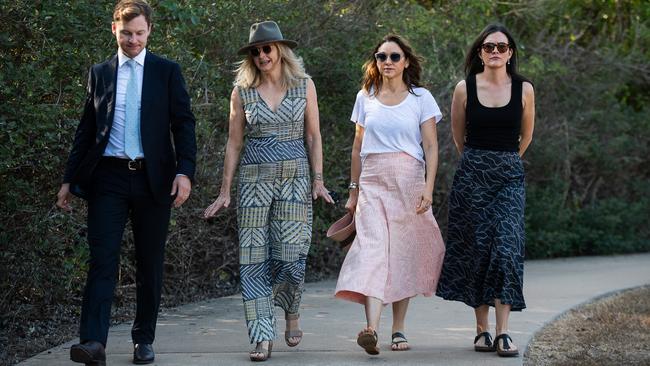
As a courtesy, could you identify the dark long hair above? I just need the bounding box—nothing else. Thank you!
[362,34,424,95]
[465,23,530,83]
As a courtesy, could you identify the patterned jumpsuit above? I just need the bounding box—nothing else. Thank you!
[237,78,312,344]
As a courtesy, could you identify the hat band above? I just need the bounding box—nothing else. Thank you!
[248,37,284,46]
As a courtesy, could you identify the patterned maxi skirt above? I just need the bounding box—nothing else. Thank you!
[436,147,526,311]
[335,153,446,304]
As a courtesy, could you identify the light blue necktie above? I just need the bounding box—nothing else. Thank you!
[124,59,142,160]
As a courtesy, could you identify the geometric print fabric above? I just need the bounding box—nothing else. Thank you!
[237,78,312,343]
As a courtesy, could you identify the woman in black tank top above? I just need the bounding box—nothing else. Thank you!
[436,23,535,358]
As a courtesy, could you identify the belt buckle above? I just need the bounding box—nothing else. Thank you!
[128,160,139,171]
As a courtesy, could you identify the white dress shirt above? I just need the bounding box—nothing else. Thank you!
[103,48,146,159]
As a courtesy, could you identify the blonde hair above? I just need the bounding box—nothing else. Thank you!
[234,43,309,89]
[113,0,152,26]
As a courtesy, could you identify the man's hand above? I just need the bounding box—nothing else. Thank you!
[171,175,192,208]
[56,183,73,212]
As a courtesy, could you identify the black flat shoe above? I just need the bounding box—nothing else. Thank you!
[391,332,410,351]
[133,343,155,364]
[474,331,495,352]
[357,328,379,355]
[70,340,106,366]
[494,333,519,357]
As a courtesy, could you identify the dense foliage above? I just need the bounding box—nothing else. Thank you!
[1,0,648,364]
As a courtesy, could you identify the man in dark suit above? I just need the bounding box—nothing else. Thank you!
[55,1,196,364]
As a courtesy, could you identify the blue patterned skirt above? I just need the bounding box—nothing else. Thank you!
[436,147,526,311]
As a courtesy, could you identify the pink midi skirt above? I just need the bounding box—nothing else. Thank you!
[335,152,445,304]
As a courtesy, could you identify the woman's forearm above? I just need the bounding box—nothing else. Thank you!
[424,145,438,192]
[220,139,243,194]
[350,146,361,185]
[306,132,324,178]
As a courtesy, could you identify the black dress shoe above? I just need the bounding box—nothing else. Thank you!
[133,343,155,364]
[70,340,106,366]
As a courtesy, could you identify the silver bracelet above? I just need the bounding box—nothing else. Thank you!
[348,182,359,190]
[313,173,323,181]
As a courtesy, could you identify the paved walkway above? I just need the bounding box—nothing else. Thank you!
[21,253,650,366]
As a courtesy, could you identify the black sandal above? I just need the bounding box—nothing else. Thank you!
[357,328,380,355]
[391,332,410,351]
[473,331,495,352]
[494,334,519,357]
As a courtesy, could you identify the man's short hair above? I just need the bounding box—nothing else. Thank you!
[113,0,153,26]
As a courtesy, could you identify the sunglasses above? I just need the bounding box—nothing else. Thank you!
[250,45,273,57]
[374,52,402,63]
[481,42,510,53]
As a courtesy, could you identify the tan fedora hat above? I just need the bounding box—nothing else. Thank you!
[238,20,298,55]
[326,212,356,248]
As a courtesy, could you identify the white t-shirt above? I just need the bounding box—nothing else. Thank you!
[350,87,443,162]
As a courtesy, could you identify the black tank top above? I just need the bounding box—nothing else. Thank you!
[465,73,522,152]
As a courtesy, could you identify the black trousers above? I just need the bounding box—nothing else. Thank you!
[79,158,171,346]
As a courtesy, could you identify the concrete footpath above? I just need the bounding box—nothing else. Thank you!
[21,253,650,366]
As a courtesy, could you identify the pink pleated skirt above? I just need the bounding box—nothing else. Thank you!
[335,152,446,305]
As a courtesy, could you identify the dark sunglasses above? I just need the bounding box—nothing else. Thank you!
[374,52,402,63]
[481,42,510,53]
[250,45,273,57]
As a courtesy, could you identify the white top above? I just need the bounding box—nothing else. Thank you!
[104,48,146,158]
[350,87,442,162]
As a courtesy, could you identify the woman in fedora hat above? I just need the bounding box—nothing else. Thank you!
[334,34,445,355]
[204,20,334,361]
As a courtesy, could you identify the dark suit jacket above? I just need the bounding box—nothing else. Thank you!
[63,51,196,204]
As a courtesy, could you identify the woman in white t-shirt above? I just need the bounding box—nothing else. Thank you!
[334,34,446,355]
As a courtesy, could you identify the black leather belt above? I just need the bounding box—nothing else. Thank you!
[102,157,146,171]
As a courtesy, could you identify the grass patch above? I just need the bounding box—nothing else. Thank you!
[525,285,650,365]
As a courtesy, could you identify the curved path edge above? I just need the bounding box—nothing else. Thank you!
[20,253,650,366]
